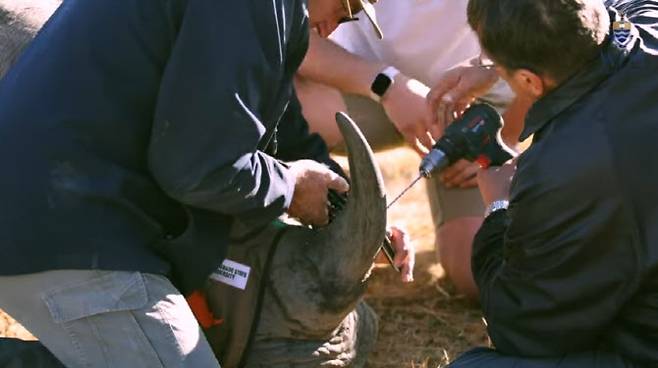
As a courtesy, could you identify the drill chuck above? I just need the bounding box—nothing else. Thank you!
[419,148,449,177]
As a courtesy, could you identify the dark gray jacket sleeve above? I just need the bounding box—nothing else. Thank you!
[148,0,297,226]
[472,158,640,356]
[274,93,347,178]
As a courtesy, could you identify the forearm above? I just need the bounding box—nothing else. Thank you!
[149,143,295,225]
[297,32,385,97]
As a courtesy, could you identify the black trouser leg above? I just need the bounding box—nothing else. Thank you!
[0,338,65,368]
[448,347,637,368]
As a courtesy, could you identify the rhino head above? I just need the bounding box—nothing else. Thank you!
[204,113,387,368]
[270,112,385,325]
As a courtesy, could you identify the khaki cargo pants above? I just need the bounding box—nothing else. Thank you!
[0,270,221,367]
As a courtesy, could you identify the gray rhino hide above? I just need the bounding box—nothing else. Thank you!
[205,113,386,368]
[0,0,60,78]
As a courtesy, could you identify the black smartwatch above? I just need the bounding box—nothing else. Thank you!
[370,66,400,102]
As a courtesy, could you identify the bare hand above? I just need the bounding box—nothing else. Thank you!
[381,74,435,154]
[477,160,516,207]
[389,226,415,283]
[426,65,499,137]
[439,159,480,189]
[287,160,350,226]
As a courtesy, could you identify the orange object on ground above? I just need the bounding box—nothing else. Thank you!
[186,291,224,329]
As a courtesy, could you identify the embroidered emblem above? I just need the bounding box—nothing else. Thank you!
[613,16,632,48]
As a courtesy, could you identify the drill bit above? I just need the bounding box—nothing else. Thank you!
[378,174,425,273]
[387,174,423,209]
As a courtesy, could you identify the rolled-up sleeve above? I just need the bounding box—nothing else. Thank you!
[148,0,297,226]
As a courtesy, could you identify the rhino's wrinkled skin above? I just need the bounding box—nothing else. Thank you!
[0,0,60,77]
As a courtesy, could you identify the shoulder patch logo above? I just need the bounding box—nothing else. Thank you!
[613,17,632,48]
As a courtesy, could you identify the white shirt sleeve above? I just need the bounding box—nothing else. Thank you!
[329,20,380,62]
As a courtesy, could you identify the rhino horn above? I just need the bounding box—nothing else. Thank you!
[276,112,387,320]
[313,112,387,284]
[261,111,387,341]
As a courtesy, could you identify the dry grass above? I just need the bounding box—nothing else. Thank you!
[358,148,488,368]
[0,147,487,367]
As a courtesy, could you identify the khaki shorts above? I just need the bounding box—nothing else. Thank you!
[339,94,485,226]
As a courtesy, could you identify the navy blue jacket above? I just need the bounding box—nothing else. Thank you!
[472,1,658,365]
[0,0,330,293]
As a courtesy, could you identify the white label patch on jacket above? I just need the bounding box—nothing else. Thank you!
[210,259,251,290]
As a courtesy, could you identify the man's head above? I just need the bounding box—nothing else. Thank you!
[467,0,610,100]
[307,0,382,39]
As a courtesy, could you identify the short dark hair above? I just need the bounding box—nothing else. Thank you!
[467,0,610,82]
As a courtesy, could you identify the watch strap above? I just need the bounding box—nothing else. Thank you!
[370,66,400,102]
[484,199,509,217]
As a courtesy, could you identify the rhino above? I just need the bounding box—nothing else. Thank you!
[0,1,390,367]
[202,111,386,367]
[0,0,60,77]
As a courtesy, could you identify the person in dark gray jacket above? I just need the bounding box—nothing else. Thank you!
[0,0,386,366]
[449,0,658,367]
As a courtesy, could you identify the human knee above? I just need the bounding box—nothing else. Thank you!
[436,217,482,299]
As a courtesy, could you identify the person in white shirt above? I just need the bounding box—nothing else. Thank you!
[296,0,527,299]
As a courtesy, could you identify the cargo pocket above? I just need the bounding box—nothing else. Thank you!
[43,271,148,323]
[42,271,163,367]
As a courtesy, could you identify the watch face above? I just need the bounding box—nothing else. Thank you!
[371,73,393,97]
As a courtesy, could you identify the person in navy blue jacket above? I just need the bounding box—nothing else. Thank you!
[0,0,384,366]
[450,0,658,367]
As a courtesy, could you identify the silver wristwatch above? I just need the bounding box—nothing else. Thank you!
[484,199,509,217]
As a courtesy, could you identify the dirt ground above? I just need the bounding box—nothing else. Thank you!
[0,147,488,367]
[362,148,488,368]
